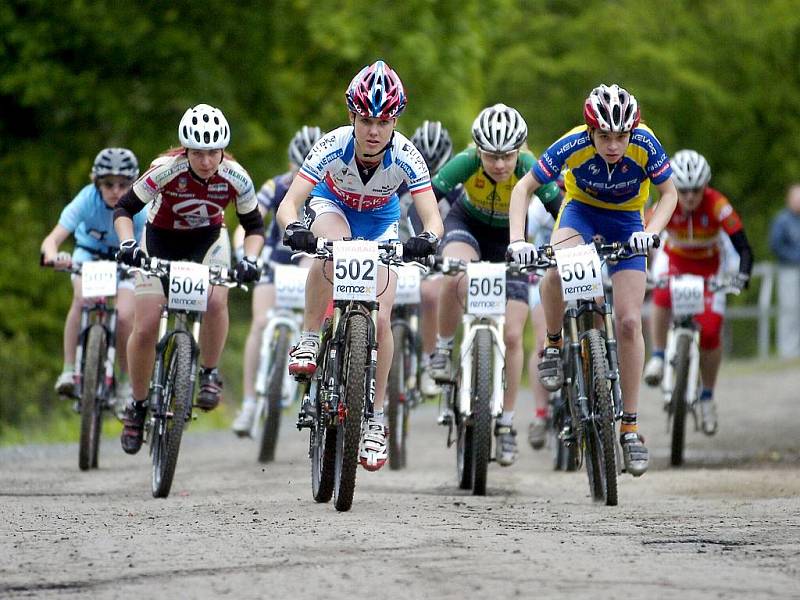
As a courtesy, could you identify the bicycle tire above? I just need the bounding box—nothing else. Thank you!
[669,333,692,467]
[79,324,106,471]
[455,383,473,489]
[583,329,618,506]
[387,323,408,470]
[152,333,192,498]
[258,325,291,463]
[333,313,369,512]
[470,329,493,496]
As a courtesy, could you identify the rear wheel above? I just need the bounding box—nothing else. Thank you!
[258,326,291,463]
[470,329,493,496]
[387,323,409,470]
[333,314,369,512]
[152,333,192,499]
[669,334,692,467]
[79,325,106,471]
[583,329,618,506]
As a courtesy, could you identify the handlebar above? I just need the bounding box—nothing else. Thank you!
[647,274,741,295]
[292,238,430,271]
[134,256,246,290]
[40,254,134,278]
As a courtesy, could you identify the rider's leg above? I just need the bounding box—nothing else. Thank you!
[420,276,441,355]
[126,291,164,401]
[696,310,724,434]
[527,301,550,449]
[373,267,398,413]
[501,299,530,415]
[643,304,671,385]
[115,287,135,378]
[609,269,647,424]
[55,277,84,394]
[198,287,229,368]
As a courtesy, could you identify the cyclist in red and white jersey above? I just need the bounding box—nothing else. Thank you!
[114,104,265,455]
[276,60,443,471]
[644,149,753,434]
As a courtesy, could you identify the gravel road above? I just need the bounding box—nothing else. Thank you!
[2,361,798,599]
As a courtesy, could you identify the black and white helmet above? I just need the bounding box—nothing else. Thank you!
[91,147,139,181]
[178,104,230,150]
[671,149,711,190]
[288,126,323,168]
[411,120,453,175]
[471,103,528,153]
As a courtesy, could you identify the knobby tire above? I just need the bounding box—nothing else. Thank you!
[258,326,290,463]
[79,324,106,471]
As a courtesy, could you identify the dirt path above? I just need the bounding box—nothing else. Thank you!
[2,361,799,599]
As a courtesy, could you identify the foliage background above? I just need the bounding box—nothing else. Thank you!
[2,0,799,435]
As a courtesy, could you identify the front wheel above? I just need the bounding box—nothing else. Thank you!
[152,333,193,499]
[79,324,107,471]
[669,333,692,467]
[583,329,618,506]
[258,325,291,463]
[469,329,493,496]
[387,323,409,470]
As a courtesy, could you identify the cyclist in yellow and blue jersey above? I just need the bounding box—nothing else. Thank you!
[508,84,678,476]
[429,103,562,467]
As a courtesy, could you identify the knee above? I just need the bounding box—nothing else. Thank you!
[505,327,523,351]
[377,311,392,339]
[616,313,641,340]
[207,294,228,317]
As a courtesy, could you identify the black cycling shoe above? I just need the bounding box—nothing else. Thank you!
[196,367,223,411]
[120,401,147,455]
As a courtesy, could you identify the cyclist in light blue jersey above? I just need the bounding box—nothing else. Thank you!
[41,148,145,404]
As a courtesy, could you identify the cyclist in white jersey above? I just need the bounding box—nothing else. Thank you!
[276,60,443,471]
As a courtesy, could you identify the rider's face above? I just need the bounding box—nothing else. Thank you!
[479,149,518,182]
[351,114,396,159]
[96,176,133,207]
[678,188,705,210]
[187,149,224,179]
[592,130,630,164]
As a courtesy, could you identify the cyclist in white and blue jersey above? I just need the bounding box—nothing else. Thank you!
[231,126,324,436]
[40,148,145,404]
[508,84,678,476]
[276,60,443,471]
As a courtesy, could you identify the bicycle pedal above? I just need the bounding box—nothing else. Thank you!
[296,414,314,430]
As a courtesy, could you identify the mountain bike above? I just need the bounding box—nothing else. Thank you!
[536,239,654,506]
[249,264,307,463]
[433,257,526,496]
[42,257,131,471]
[135,256,243,498]
[295,238,424,512]
[386,264,424,470]
[651,273,739,466]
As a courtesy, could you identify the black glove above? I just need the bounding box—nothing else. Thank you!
[234,255,261,284]
[404,231,439,260]
[116,239,145,267]
[283,221,316,252]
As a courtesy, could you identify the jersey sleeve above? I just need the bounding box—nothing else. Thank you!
[256,178,278,212]
[531,132,574,184]
[712,193,743,235]
[57,185,94,233]
[432,149,478,194]
[222,161,257,214]
[132,157,175,204]
[298,129,344,185]
[636,128,673,184]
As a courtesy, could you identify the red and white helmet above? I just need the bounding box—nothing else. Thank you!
[345,60,407,120]
[583,84,640,133]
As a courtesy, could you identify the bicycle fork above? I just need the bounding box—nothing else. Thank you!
[458,315,506,420]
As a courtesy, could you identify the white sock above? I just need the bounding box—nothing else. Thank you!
[243,395,256,406]
[436,335,454,349]
[373,410,384,424]
[497,411,514,426]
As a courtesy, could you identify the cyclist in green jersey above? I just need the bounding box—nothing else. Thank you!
[429,104,561,466]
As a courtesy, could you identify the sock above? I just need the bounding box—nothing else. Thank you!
[373,410,385,424]
[621,412,638,434]
[546,332,563,348]
[535,407,548,419]
[243,395,256,406]
[700,388,713,402]
[436,335,455,349]
[497,410,514,426]
[652,350,665,360]
[301,330,320,342]
[62,362,74,373]
[421,353,431,368]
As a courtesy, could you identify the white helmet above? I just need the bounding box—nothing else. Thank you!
[411,121,453,175]
[671,149,711,190]
[584,84,640,133]
[288,126,323,168]
[178,104,230,150]
[91,147,139,180]
[471,104,527,153]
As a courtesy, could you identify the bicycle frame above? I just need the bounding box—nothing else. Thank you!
[74,299,117,402]
[661,321,701,409]
[456,314,506,419]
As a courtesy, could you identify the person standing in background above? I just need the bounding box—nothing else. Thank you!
[769,183,800,359]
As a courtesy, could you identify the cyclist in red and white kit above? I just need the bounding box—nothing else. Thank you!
[114,104,265,455]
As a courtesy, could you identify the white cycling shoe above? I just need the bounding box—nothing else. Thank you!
[359,419,388,471]
[643,356,664,387]
[420,370,442,397]
[54,371,75,397]
[232,400,257,437]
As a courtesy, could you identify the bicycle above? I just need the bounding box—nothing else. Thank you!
[42,256,131,471]
[650,273,739,466]
[386,264,424,470]
[134,256,243,498]
[535,239,654,506]
[432,256,525,496]
[295,238,424,512]
[249,263,306,463]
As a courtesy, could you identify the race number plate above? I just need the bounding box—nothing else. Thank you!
[670,274,705,316]
[333,240,379,301]
[394,264,421,305]
[467,262,506,315]
[168,261,210,312]
[81,260,117,297]
[274,264,308,309]
[554,244,603,301]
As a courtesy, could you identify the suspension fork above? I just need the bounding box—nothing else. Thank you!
[457,315,506,418]
[602,303,623,418]
[365,304,379,420]
[565,306,589,427]
[103,308,118,395]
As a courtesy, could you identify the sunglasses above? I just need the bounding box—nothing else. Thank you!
[98,180,131,190]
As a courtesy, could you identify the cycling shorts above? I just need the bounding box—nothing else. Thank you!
[304,196,399,242]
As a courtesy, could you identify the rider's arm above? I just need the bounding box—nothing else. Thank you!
[40,224,71,263]
[534,181,563,220]
[238,207,265,257]
[509,171,542,241]
[729,230,754,277]
[643,178,678,234]
[410,188,444,238]
[276,175,315,230]
[113,188,147,241]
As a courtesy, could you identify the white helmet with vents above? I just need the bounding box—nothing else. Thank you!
[471,104,528,153]
[92,148,139,181]
[178,104,230,150]
[671,149,711,190]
